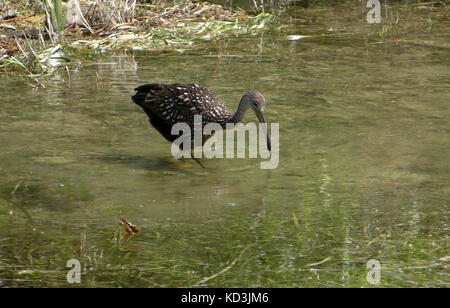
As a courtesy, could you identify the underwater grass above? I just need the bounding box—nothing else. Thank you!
[1,200,448,288]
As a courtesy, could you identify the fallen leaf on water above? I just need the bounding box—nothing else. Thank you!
[118,217,140,237]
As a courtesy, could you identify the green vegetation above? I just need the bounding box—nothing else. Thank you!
[0,0,280,82]
[1,195,448,287]
[43,0,64,34]
[0,0,448,288]
[0,0,447,85]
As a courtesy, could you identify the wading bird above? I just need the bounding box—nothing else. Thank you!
[132,83,271,159]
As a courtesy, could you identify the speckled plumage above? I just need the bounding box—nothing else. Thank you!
[132,83,270,151]
[133,83,232,124]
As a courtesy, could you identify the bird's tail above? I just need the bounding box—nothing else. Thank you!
[131,84,163,107]
[131,91,146,107]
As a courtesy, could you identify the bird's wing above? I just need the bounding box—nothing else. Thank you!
[134,83,232,127]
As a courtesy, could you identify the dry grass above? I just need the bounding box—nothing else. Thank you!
[87,0,137,26]
[1,0,277,56]
[0,0,279,87]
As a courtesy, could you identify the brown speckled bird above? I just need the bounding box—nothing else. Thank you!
[132,83,271,152]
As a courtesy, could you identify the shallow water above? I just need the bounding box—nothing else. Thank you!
[0,4,449,287]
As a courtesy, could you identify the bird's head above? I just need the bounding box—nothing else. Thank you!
[240,91,271,153]
[241,91,266,114]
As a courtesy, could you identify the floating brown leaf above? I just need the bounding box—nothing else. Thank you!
[118,217,140,236]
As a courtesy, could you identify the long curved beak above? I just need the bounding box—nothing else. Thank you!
[255,110,271,153]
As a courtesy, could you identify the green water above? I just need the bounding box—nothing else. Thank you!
[0,4,449,287]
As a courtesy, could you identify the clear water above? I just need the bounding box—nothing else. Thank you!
[0,4,448,287]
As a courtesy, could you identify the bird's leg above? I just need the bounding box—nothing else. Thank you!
[191,148,206,169]
[192,157,206,168]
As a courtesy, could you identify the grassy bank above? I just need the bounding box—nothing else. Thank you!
[0,0,447,87]
[0,0,279,83]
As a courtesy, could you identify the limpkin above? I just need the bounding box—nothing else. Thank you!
[132,83,271,157]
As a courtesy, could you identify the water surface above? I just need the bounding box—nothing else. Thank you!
[0,4,449,287]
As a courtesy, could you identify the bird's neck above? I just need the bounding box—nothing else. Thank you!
[231,101,250,124]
